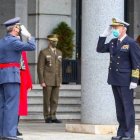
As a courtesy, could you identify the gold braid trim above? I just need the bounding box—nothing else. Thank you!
[131,69,140,78]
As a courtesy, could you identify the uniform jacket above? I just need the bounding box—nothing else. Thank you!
[97,36,140,86]
[37,47,62,86]
[19,51,32,116]
[0,34,35,84]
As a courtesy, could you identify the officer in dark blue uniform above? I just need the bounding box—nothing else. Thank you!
[0,17,36,140]
[97,18,140,140]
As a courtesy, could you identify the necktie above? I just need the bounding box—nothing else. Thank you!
[53,49,56,55]
[117,40,121,46]
[113,40,121,55]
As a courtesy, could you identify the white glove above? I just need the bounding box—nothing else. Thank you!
[20,25,31,38]
[129,82,137,89]
[100,26,112,37]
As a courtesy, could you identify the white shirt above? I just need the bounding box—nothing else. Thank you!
[119,34,127,42]
[50,47,56,54]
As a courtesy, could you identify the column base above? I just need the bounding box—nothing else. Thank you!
[65,124,139,135]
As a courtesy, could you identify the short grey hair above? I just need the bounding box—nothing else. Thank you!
[6,25,14,33]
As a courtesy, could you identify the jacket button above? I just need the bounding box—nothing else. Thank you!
[117,62,119,64]
[116,69,118,71]
[118,56,120,58]
[110,68,111,70]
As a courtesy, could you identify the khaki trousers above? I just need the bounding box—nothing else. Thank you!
[43,86,60,119]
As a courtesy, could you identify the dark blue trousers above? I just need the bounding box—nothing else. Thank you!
[112,86,135,138]
[0,83,20,137]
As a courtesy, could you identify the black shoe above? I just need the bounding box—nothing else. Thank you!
[2,137,23,140]
[16,138,23,140]
[17,129,22,136]
[17,138,23,140]
[111,136,122,140]
[45,118,52,123]
[0,137,4,140]
[51,119,62,123]
[121,137,134,140]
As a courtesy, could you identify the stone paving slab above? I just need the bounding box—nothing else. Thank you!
[19,133,140,140]
[19,122,140,140]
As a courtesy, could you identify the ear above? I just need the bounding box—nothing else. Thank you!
[124,27,127,31]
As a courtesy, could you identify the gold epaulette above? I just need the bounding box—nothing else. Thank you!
[131,69,140,78]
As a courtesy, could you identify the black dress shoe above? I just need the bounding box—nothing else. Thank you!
[111,136,122,140]
[2,137,23,140]
[51,119,62,123]
[121,137,134,140]
[17,129,22,136]
[0,137,4,140]
[45,118,52,123]
[17,138,23,140]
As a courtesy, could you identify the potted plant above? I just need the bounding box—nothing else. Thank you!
[52,22,77,83]
[51,21,74,59]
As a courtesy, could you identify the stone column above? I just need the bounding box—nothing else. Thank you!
[81,0,124,124]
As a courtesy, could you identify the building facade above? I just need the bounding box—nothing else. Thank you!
[0,0,140,123]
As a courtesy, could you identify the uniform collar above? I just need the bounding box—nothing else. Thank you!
[118,34,127,42]
[49,46,56,52]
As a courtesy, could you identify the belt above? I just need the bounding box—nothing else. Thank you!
[0,63,20,68]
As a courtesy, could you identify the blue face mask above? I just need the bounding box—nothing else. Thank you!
[112,29,120,38]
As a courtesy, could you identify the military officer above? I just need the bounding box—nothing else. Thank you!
[0,17,36,140]
[37,34,62,123]
[97,18,140,140]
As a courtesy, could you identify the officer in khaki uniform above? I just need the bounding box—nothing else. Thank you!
[37,34,62,123]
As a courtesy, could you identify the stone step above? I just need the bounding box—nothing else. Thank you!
[21,112,81,120]
[23,84,82,121]
[134,87,140,92]
[28,104,81,112]
[28,97,81,105]
[134,99,140,105]
[135,107,140,112]
[32,84,81,90]
[133,99,140,120]
[23,111,140,121]
[136,113,140,120]
[28,90,81,98]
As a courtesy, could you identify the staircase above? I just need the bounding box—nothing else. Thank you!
[21,84,81,122]
[134,87,140,122]
[21,85,140,122]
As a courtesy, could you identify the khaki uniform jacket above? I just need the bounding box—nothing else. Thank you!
[37,47,62,86]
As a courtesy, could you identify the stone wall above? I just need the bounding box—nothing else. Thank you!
[0,0,15,37]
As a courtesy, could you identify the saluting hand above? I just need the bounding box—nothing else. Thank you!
[100,26,112,37]
[20,25,31,39]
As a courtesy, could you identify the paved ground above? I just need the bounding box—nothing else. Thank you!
[18,121,140,140]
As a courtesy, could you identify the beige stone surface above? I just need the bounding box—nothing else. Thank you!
[65,124,139,135]
[17,122,140,140]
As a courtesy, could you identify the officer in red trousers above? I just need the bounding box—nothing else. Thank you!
[97,18,140,140]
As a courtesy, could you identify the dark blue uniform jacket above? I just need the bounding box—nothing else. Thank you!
[97,36,140,86]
